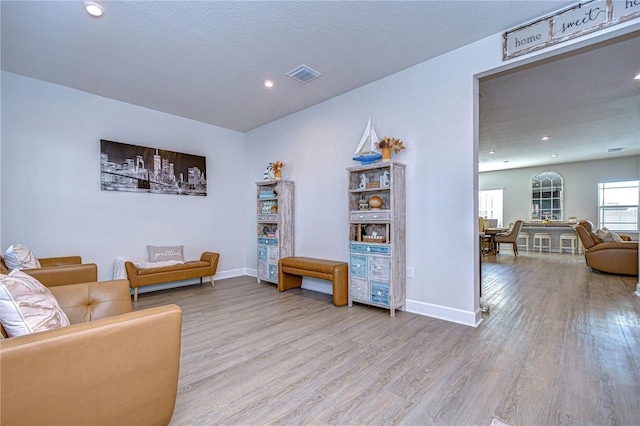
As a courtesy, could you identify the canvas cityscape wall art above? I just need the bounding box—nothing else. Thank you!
[100,139,207,196]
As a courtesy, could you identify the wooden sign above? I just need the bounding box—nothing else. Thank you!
[504,0,640,60]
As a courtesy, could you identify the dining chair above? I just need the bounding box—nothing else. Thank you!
[479,217,491,254]
[494,220,524,256]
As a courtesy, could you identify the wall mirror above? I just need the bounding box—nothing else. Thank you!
[531,171,563,221]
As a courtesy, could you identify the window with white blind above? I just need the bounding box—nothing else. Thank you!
[479,189,504,228]
[598,180,639,232]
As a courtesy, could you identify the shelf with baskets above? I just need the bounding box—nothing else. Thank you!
[346,161,405,317]
[256,179,294,284]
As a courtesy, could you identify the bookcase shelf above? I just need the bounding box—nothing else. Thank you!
[256,180,294,284]
[346,161,405,317]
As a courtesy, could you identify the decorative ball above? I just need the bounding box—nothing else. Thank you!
[368,195,383,209]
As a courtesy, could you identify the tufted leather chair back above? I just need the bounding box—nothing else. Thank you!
[50,280,132,324]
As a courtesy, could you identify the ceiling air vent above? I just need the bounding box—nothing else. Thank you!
[607,147,624,152]
[287,64,321,84]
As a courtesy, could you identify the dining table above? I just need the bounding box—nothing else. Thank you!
[478,232,490,312]
[483,227,507,254]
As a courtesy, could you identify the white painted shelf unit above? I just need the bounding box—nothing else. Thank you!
[256,179,294,284]
[347,161,406,317]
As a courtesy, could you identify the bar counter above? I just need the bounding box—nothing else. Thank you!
[521,222,578,253]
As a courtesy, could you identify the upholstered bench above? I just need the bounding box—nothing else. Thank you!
[125,252,220,301]
[278,257,348,306]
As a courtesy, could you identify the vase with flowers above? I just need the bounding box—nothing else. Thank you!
[269,161,286,179]
[375,137,406,161]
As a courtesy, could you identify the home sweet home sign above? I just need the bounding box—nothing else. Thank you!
[504,0,640,60]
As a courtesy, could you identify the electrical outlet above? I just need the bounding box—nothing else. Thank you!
[407,266,414,278]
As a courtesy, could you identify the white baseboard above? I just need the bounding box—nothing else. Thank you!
[215,268,248,280]
[247,271,482,325]
[134,268,248,295]
[244,270,333,295]
[405,298,481,327]
[300,277,333,295]
[134,271,481,328]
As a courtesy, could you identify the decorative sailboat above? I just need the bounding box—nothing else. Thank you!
[352,117,382,165]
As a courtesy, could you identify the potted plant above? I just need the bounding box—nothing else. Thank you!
[376,137,406,161]
[269,161,286,179]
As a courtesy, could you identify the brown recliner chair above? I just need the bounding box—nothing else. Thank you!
[0,255,98,287]
[0,279,182,425]
[574,220,638,275]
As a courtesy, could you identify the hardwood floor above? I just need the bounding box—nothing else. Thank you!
[134,251,639,425]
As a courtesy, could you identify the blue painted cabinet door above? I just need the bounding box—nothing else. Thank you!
[350,254,368,277]
[371,281,390,306]
[268,264,278,282]
[258,245,268,262]
[350,243,391,255]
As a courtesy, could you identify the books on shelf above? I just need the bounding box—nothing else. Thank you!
[261,200,277,214]
[259,191,275,199]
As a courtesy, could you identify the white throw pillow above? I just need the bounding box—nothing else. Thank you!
[596,228,613,242]
[3,244,41,270]
[597,227,624,243]
[0,270,70,337]
[605,228,624,242]
[147,245,184,263]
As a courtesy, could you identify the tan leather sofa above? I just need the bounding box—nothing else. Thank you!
[0,279,182,426]
[126,251,220,301]
[0,255,98,287]
[574,221,638,276]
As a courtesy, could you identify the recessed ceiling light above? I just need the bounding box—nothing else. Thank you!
[85,2,103,17]
[264,80,274,88]
[551,154,558,157]
[634,73,640,80]
[541,136,550,141]
[489,150,495,155]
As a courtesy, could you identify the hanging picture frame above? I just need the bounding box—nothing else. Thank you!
[100,139,207,196]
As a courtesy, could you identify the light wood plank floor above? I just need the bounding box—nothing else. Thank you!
[134,251,640,425]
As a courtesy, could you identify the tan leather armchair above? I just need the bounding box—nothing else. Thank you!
[0,279,182,426]
[574,220,638,275]
[494,220,524,256]
[0,255,98,287]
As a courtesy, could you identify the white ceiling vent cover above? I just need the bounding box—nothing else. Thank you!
[287,64,321,84]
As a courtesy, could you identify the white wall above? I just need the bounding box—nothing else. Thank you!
[3,18,637,324]
[244,36,492,325]
[0,72,3,248]
[1,72,247,285]
[480,156,640,230]
[244,20,640,326]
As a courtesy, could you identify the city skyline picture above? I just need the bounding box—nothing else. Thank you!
[100,139,207,196]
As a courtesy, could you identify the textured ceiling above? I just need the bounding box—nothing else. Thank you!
[1,0,575,132]
[479,33,640,172]
[2,1,637,172]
